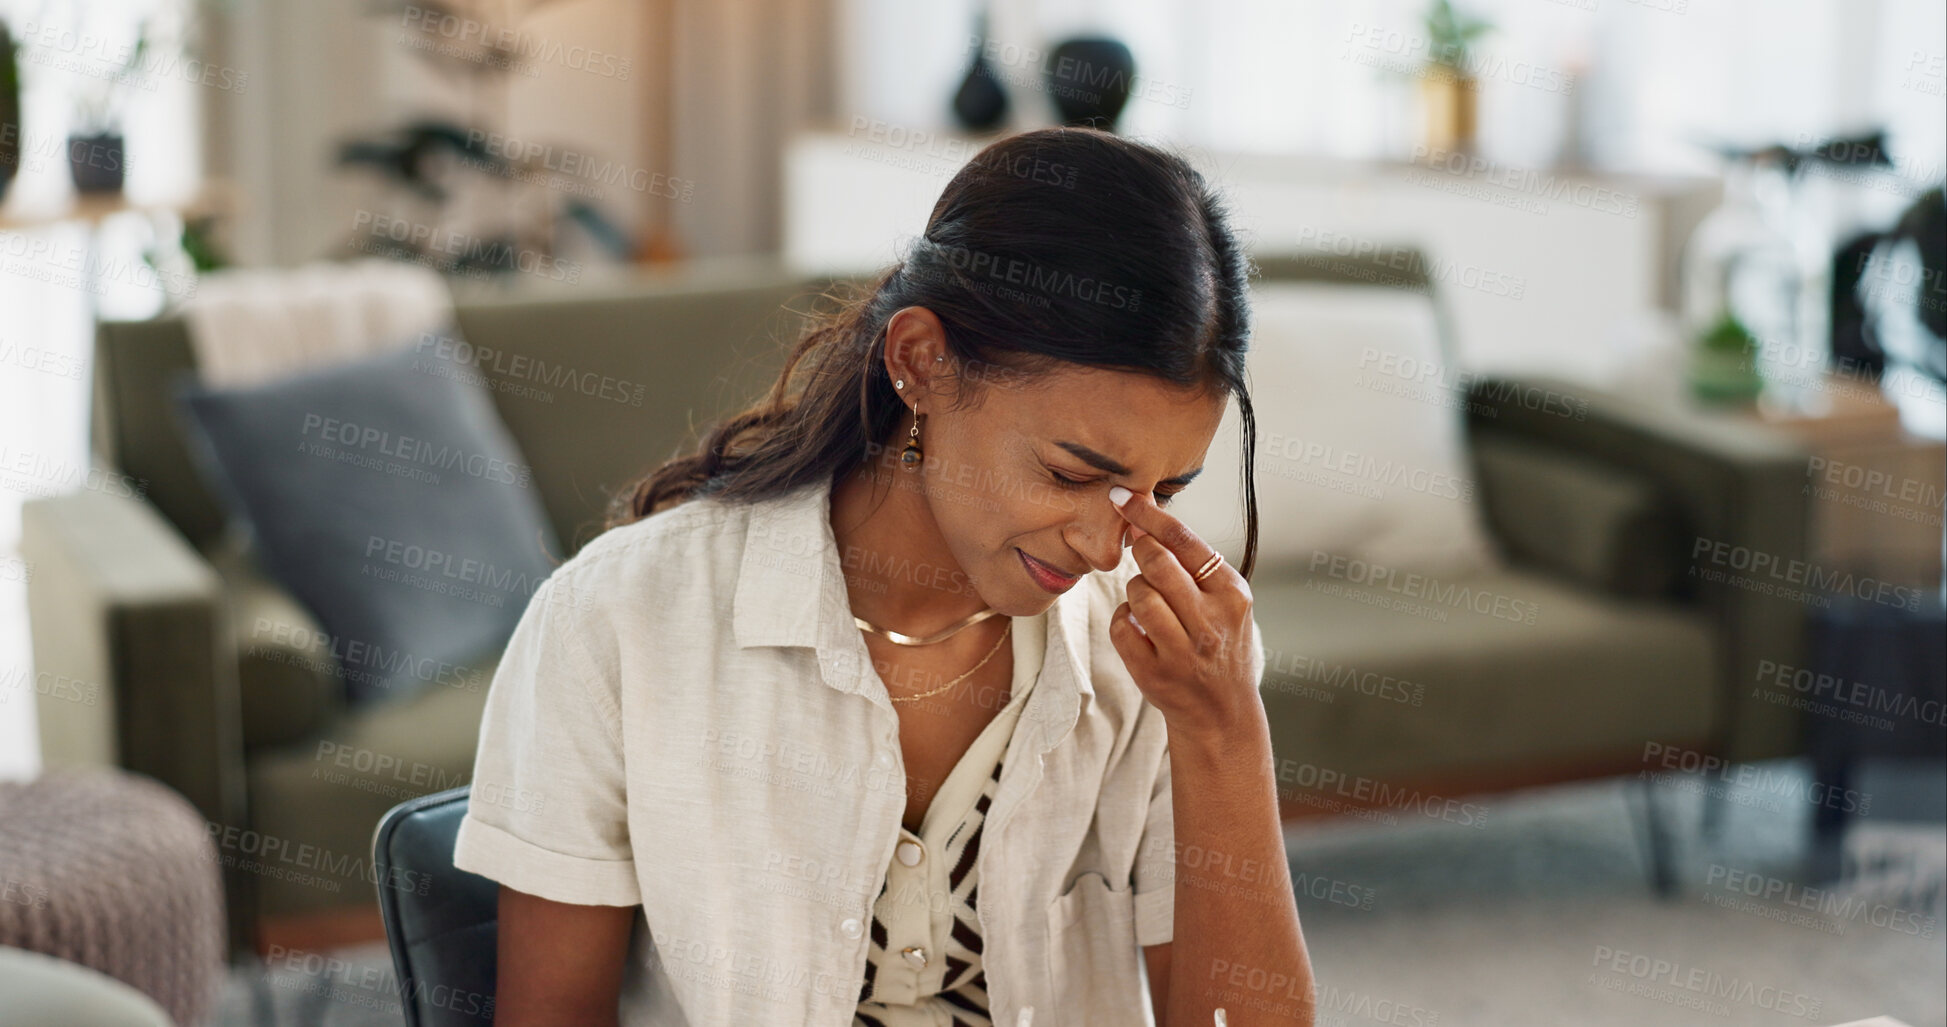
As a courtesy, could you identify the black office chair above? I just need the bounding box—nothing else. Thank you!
[373,787,499,1026]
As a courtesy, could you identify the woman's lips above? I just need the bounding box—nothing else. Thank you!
[1018,548,1079,593]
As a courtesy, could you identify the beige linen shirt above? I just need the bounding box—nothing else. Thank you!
[452,473,1266,1026]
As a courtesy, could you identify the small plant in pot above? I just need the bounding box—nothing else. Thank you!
[1687,309,1766,404]
[65,18,149,195]
[1418,0,1491,154]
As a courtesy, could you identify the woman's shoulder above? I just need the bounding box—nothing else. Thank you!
[540,493,751,616]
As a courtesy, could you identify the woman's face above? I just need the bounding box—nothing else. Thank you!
[878,307,1229,617]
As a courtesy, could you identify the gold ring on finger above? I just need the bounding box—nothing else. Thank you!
[1191,551,1225,583]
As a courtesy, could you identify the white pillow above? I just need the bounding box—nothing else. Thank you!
[1169,281,1504,578]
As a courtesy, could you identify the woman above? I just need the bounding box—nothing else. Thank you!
[453,126,1316,1026]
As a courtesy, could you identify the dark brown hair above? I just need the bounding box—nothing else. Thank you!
[608,126,1260,578]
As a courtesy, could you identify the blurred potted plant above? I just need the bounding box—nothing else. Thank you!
[1,18,21,204]
[335,118,636,275]
[144,212,229,309]
[1419,0,1490,154]
[1680,145,1805,405]
[340,1,638,278]
[65,17,148,194]
[1688,309,1765,403]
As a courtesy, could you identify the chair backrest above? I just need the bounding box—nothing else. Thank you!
[372,787,497,1027]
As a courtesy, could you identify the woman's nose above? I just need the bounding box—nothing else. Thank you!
[1078,487,1149,565]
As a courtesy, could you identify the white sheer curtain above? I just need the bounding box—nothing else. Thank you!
[1,0,196,778]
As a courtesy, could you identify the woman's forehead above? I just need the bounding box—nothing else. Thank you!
[989,375,1224,471]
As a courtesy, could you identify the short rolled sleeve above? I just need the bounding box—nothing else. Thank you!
[452,574,641,907]
[1130,709,1176,948]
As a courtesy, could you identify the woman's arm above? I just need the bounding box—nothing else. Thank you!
[495,885,637,1027]
[1161,713,1314,1026]
[1145,943,1173,1018]
[1109,487,1314,1026]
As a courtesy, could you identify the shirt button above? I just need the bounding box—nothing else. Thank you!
[840,918,863,939]
[895,840,923,867]
[875,751,893,770]
[901,945,928,969]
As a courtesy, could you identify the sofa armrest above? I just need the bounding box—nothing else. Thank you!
[1466,375,1815,763]
[1473,431,1688,600]
[19,488,248,839]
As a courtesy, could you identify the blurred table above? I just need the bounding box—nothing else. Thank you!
[1725,373,1945,878]
[1628,368,1946,867]
[0,180,237,232]
[1696,374,1946,869]
[1688,370,1944,592]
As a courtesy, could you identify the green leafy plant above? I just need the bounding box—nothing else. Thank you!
[145,214,228,274]
[1423,0,1492,72]
[336,0,639,277]
[1688,309,1765,403]
[1696,309,1759,353]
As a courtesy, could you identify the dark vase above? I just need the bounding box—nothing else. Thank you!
[1044,36,1135,132]
[1,22,21,204]
[950,9,1009,133]
[68,131,125,194]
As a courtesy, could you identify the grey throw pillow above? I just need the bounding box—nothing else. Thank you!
[174,332,562,706]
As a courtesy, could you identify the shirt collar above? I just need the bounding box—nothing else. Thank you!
[732,474,1096,741]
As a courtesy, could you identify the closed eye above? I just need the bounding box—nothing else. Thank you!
[1048,470,1182,506]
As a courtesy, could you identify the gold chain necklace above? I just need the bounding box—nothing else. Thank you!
[874,620,1011,704]
[853,605,1002,645]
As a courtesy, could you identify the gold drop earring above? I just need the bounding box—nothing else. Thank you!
[894,379,922,470]
[894,356,940,470]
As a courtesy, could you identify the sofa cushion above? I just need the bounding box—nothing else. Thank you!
[91,262,822,557]
[173,336,561,707]
[1252,566,1714,792]
[243,647,498,917]
[1472,431,1687,600]
[1168,281,1503,577]
[447,268,825,551]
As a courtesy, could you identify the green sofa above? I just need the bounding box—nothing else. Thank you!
[22,252,1812,958]
[1240,255,1814,833]
[24,258,829,957]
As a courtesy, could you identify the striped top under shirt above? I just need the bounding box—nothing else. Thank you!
[853,607,1047,1027]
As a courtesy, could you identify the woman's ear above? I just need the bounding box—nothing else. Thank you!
[883,306,950,398]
